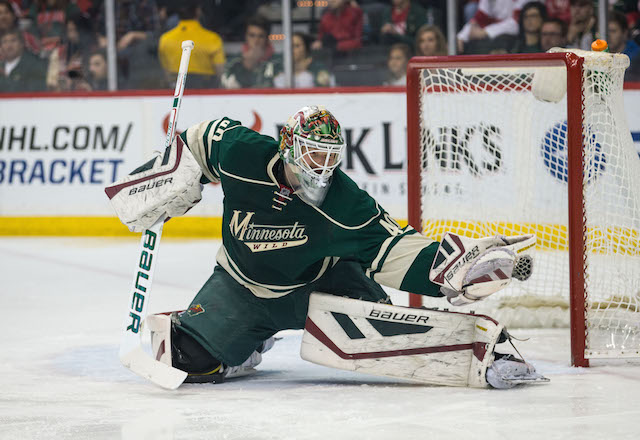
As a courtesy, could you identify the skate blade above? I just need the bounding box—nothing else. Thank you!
[501,374,550,385]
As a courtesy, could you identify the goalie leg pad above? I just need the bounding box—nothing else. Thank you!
[300,293,504,388]
[148,312,225,382]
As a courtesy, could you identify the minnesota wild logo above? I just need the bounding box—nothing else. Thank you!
[187,304,205,316]
[229,210,308,252]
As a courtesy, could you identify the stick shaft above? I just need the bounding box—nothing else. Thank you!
[119,40,195,389]
[165,40,194,148]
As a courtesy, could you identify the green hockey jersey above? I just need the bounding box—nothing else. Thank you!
[181,117,442,299]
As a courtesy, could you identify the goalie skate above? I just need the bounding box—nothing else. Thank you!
[486,353,549,389]
[215,336,276,380]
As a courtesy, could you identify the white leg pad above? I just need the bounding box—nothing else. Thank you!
[301,293,504,388]
[146,313,174,367]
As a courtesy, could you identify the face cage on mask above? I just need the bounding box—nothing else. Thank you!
[292,134,344,184]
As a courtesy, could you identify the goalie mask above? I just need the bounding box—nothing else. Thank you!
[279,106,345,206]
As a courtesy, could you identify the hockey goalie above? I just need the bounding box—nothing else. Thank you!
[106,105,548,389]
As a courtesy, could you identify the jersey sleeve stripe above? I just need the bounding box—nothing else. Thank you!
[219,167,278,186]
[265,153,282,185]
[311,202,382,230]
[220,124,242,135]
[368,231,436,290]
[184,120,220,183]
[202,120,221,179]
[365,234,397,279]
[366,230,414,279]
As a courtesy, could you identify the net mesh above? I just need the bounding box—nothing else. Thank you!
[413,50,640,359]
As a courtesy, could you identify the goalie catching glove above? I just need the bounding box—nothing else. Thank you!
[429,232,536,306]
[105,137,203,232]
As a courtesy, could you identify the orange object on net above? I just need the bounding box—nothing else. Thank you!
[591,39,609,52]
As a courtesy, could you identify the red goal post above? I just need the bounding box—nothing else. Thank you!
[406,51,639,367]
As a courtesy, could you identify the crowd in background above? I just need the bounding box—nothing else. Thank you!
[1,0,639,93]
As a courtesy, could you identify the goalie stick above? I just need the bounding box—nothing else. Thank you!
[118,40,194,389]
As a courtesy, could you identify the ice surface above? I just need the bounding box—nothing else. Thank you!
[1,237,639,440]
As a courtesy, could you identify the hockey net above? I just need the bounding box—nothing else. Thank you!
[406,49,640,366]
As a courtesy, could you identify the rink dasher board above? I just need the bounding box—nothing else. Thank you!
[1,89,639,224]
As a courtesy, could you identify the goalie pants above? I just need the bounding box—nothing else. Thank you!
[175,261,389,367]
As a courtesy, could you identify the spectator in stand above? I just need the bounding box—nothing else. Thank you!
[61,63,92,90]
[47,13,95,90]
[414,24,447,56]
[155,1,180,32]
[608,10,640,60]
[540,17,568,51]
[311,0,363,53]
[462,0,480,23]
[380,0,437,49]
[627,52,640,81]
[158,0,225,88]
[457,0,523,54]
[93,0,162,88]
[87,49,108,90]
[221,15,277,89]
[61,14,94,65]
[620,1,640,30]
[28,0,80,54]
[0,0,41,57]
[384,42,411,86]
[512,1,547,53]
[566,0,596,50]
[0,28,47,92]
[200,0,260,42]
[94,0,160,52]
[273,32,335,88]
[545,0,571,22]
[0,0,13,33]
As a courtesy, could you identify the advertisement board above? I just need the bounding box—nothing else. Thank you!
[1,88,639,235]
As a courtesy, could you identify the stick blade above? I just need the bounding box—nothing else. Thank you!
[120,347,187,390]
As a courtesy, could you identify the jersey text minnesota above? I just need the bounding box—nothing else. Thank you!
[230,210,308,252]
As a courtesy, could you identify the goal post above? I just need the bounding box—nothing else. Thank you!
[406,50,640,367]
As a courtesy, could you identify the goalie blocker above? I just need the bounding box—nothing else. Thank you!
[105,136,203,233]
[301,293,548,388]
